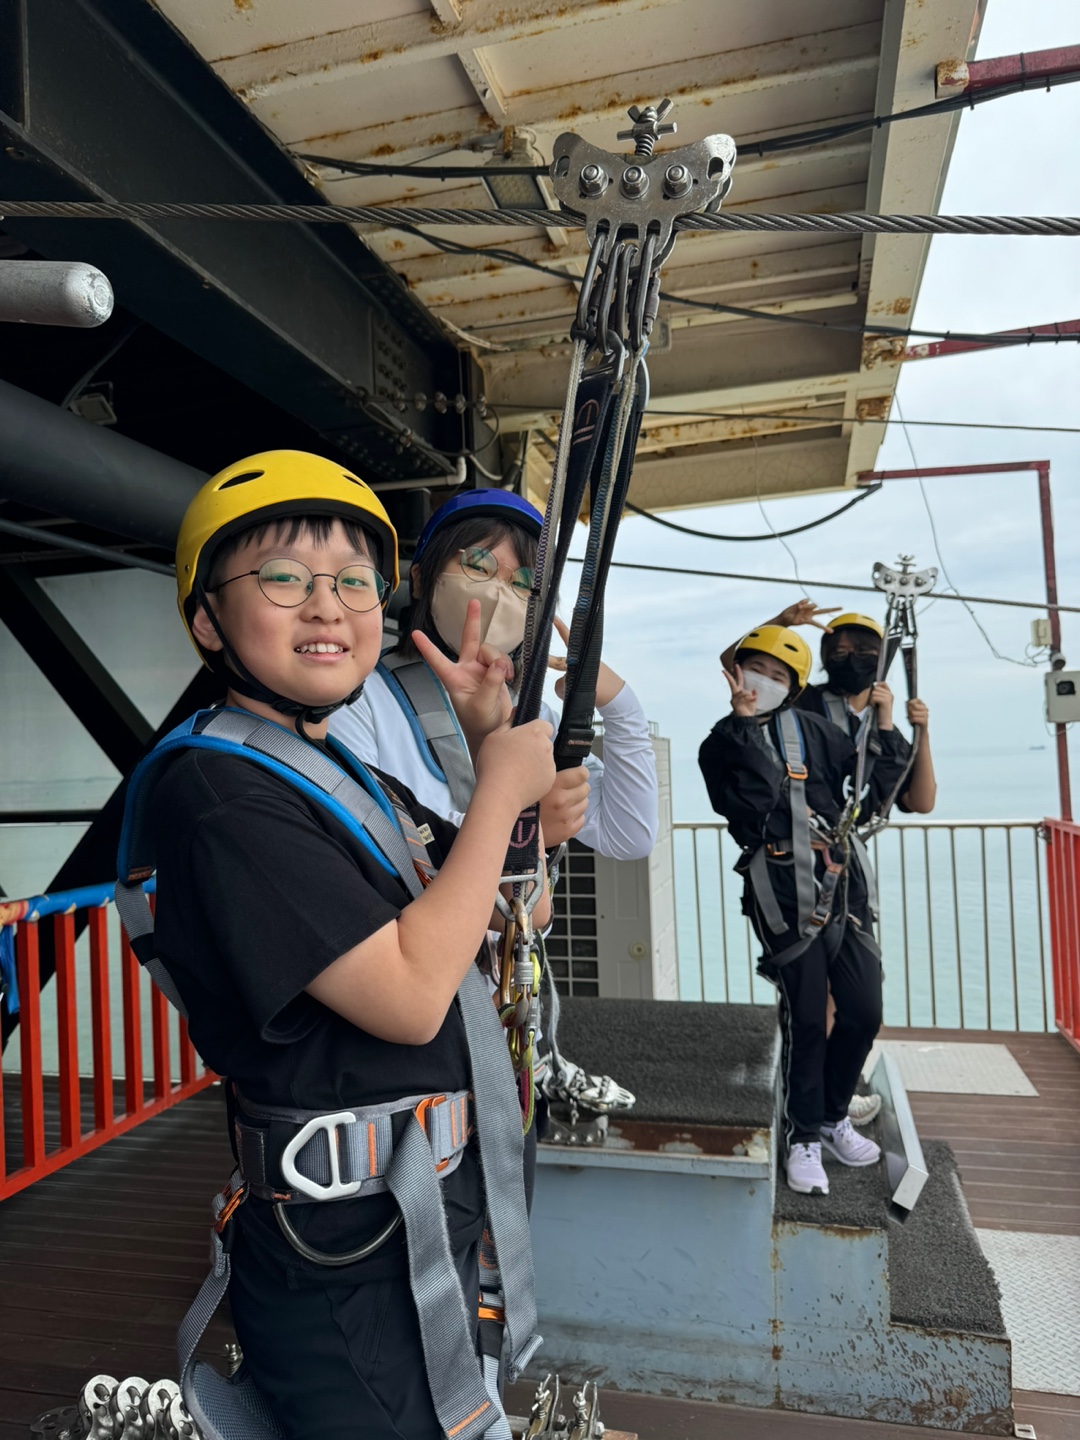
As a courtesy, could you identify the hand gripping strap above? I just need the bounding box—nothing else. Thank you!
[380,657,477,814]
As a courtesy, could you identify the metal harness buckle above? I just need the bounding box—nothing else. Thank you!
[213,1178,247,1233]
[280,1109,368,1202]
[414,1093,451,1174]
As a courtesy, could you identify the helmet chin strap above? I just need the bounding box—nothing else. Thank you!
[197,583,364,740]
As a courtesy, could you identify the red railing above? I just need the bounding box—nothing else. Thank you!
[1045,817,1080,1053]
[0,881,214,1200]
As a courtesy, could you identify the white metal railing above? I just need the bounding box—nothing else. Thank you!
[673,821,1053,1032]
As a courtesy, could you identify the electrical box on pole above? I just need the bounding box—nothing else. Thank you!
[1046,672,1080,724]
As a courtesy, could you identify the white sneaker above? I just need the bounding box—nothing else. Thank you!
[820,1116,881,1167]
[848,1092,882,1126]
[786,1142,829,1195]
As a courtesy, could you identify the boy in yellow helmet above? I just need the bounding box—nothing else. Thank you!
[145,452,554,1440]
[699,626,884,1196]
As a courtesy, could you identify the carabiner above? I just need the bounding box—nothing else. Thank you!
[573,228,610,344]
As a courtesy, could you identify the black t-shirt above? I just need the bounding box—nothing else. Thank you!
[151,743,485,1283]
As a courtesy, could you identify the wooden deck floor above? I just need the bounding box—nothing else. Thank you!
[2,1028,1078,1439]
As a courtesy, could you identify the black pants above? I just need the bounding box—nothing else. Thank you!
[755,903,883,1145]
[228,1227,479,1440]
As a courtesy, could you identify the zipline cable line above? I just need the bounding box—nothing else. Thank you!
[3,199,1079,239]
[8,199,1080,349]
[564,556,1080,616]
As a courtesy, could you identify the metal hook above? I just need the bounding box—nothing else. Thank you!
[629,229,659,351]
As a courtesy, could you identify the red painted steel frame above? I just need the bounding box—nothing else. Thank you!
[1045,818,1080,1054]
[1,903,214,1201]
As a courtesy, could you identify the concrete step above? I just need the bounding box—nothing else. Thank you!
[534,999,1013,1433]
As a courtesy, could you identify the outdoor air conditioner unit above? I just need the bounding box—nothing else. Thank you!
[547,730,677,1000]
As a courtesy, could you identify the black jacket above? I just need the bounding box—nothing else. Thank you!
[797,683,913,811]
[699,709,852,852]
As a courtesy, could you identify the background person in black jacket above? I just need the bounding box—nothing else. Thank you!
[699,626,905,1196]
[723,599,937,816]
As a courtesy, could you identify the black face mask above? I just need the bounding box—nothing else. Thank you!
[824,652,879,695]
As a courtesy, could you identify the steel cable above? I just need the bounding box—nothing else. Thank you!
[2,199,1079,236]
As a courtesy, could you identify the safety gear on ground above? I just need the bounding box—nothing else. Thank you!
[431,571,529,656]
[735,625,812,692]
[175,451,398,733]
[413,489,543,567]
[824,652,879,695]
[749,673,791,716]
[177,450,398,644]
[828,612,884,640]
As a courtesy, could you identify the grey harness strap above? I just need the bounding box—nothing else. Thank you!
[776,710,817,937]
[849,830,880,920]
[821,690,849,731]
[382,654,477,813]
[116,709,539,1440]
[233,1088,472,1203]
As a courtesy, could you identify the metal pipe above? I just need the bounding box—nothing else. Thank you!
[0,260,113,328]
[0,516,173,576]
[0,377,205,548]
[1037,462,1073,820]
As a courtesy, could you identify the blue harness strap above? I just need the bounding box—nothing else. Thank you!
[118,708,399,886]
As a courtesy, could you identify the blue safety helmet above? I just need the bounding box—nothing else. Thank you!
[412,489,543,567]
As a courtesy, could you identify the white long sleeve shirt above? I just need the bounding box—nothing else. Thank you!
[329,661,658,860]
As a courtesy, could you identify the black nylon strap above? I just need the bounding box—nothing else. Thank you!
[555,367,647,771]
[503,367,617,879]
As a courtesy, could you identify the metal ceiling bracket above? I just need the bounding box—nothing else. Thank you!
[550,101,737,266]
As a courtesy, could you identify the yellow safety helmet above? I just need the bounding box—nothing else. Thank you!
[175,450,398,650]
[829,612,884,640]
[735,625,813,692]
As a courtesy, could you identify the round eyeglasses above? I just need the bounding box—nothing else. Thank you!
[209,558,388,613]
[457,547,534,601]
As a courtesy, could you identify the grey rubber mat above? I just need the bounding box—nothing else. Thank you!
[551,998,778,1127]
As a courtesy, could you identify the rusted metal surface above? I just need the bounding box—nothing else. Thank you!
[147,0,983,510]
[603,1119,771,1158]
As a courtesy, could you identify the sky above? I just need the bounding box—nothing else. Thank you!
[546,0,1080,824]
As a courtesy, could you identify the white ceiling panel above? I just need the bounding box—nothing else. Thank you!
[155,0,985,509]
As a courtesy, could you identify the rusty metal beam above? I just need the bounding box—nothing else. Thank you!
[483,318,862,422]
[283,28,881,158]
[936,45,1080,97]
[215,0,691,95]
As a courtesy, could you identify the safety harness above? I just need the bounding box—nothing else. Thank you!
[745,709,859,969]
[115,707,541,1440]
[378,654,477,813]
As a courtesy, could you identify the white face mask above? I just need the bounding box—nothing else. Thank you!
[430,570,527,656]
[747,672,791,715]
